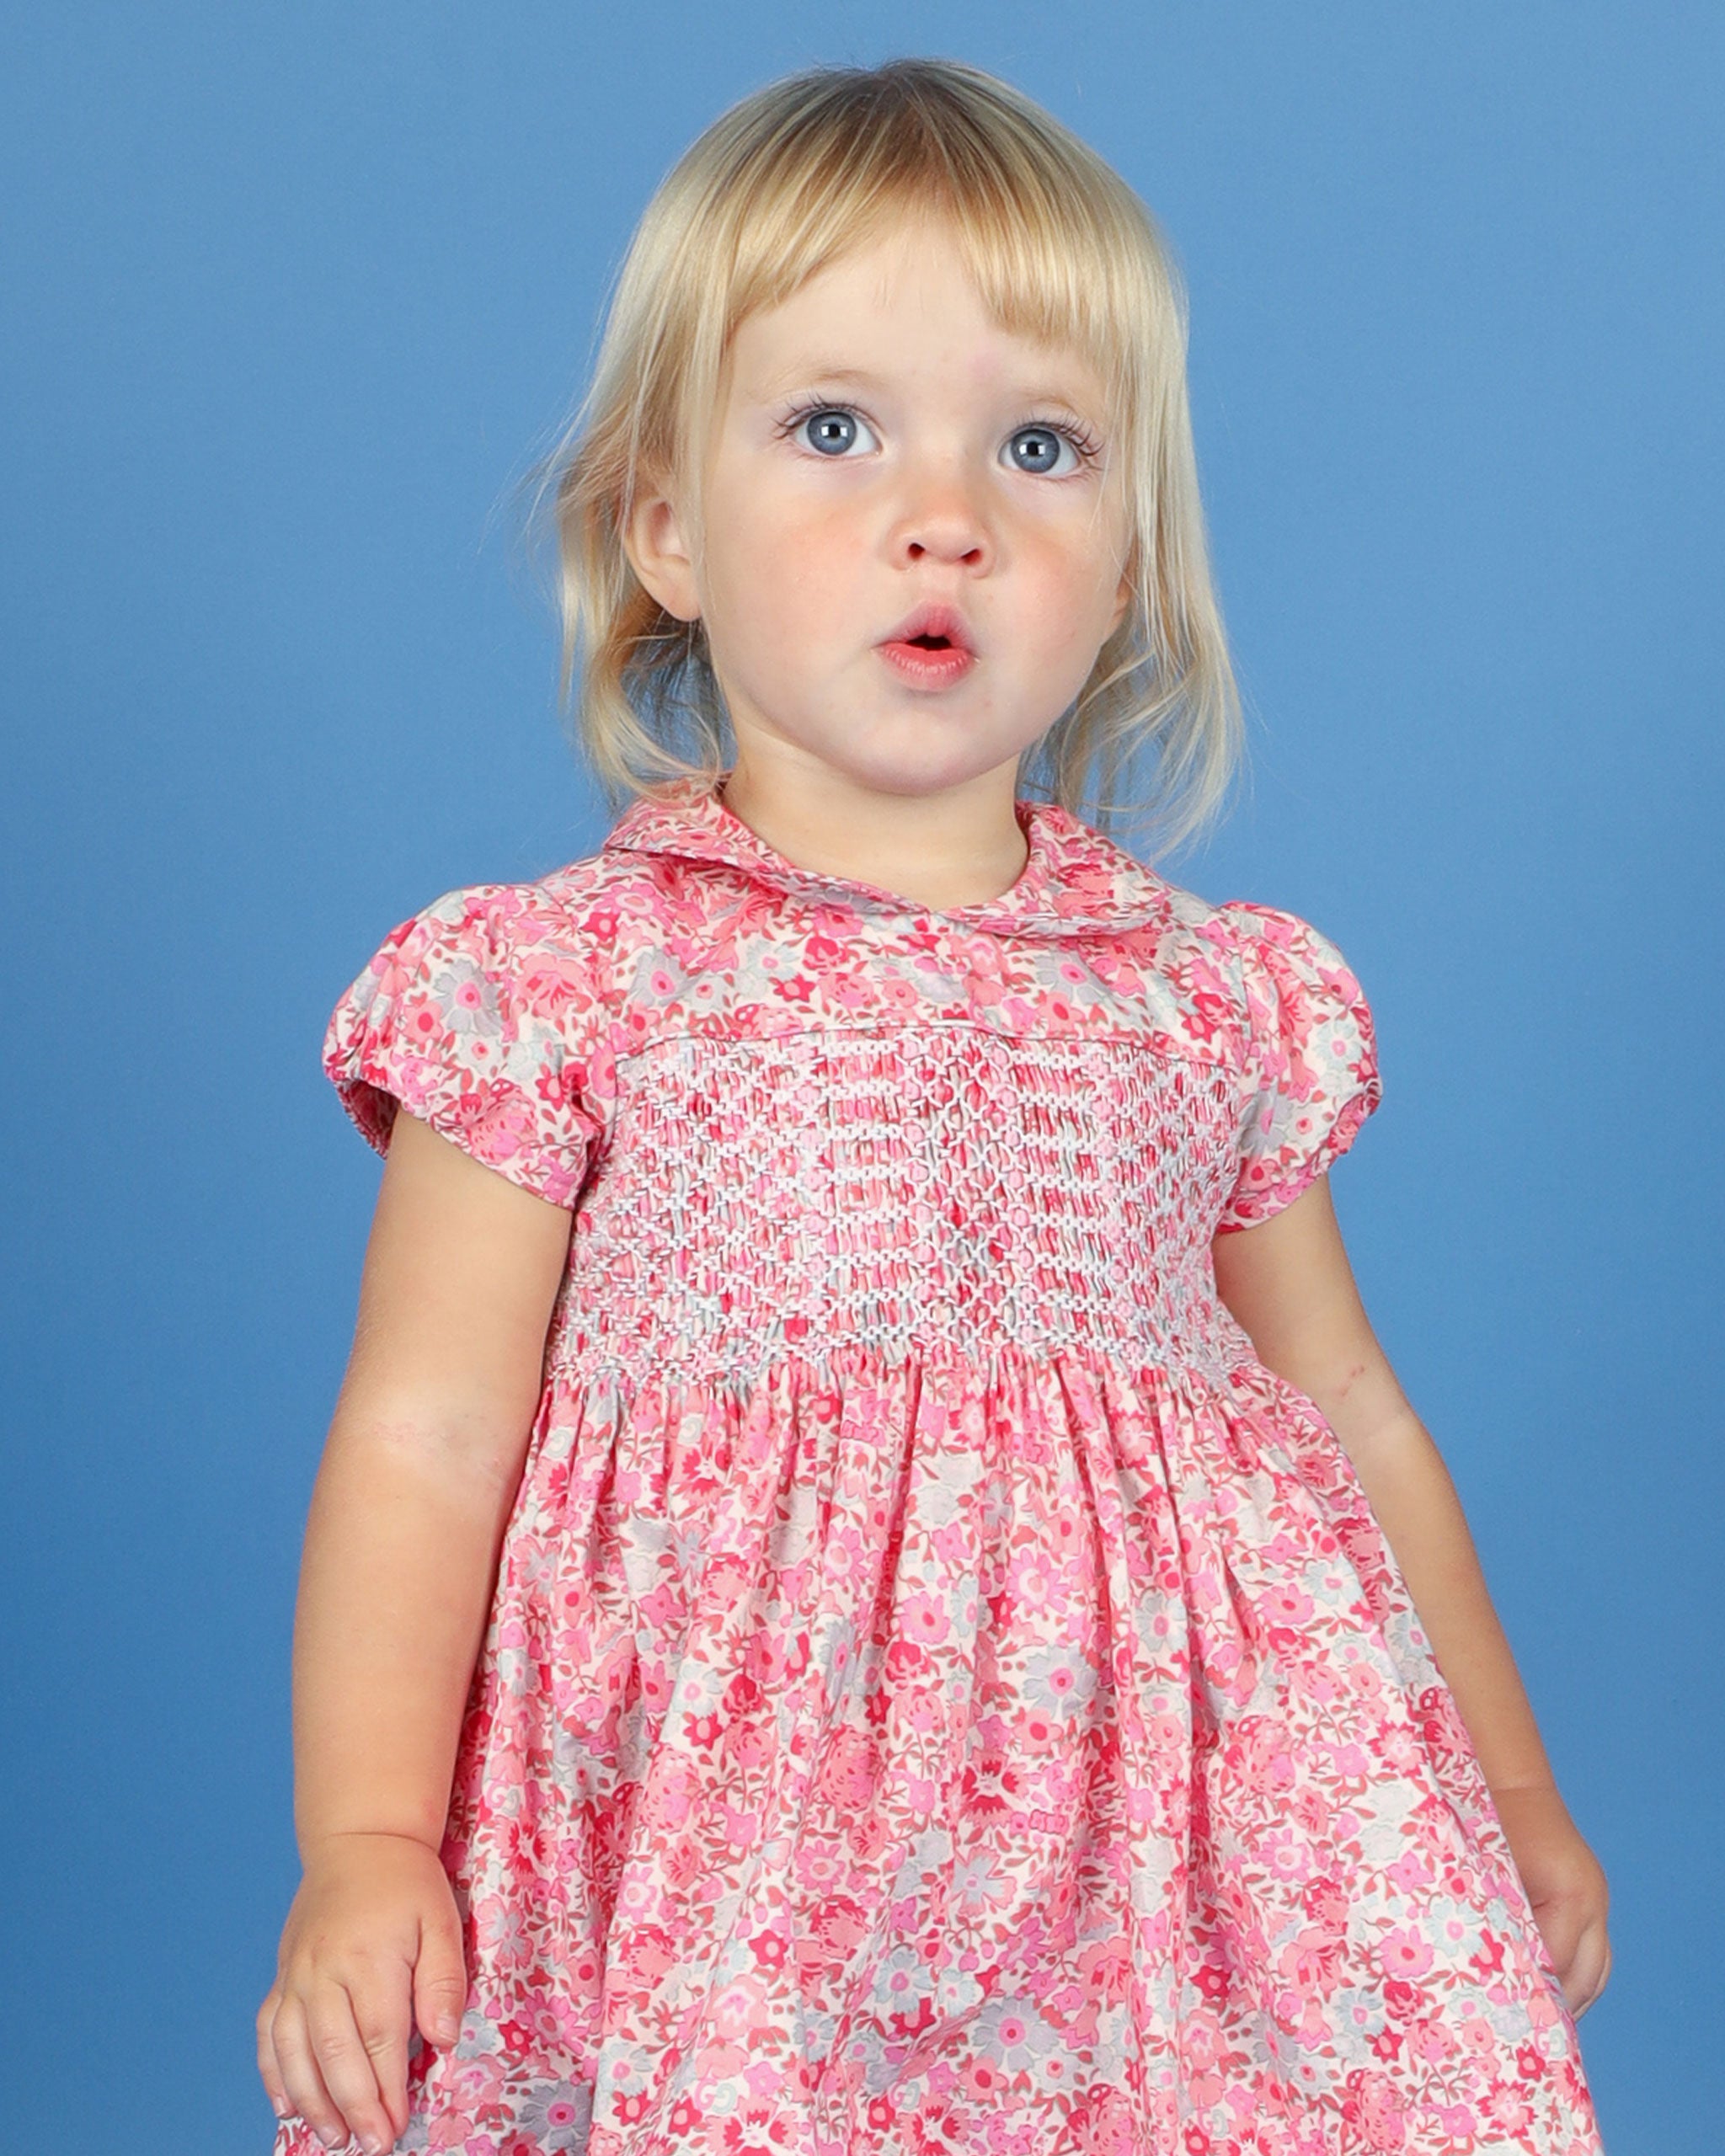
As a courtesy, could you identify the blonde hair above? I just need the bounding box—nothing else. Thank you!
[539,56,1244,857]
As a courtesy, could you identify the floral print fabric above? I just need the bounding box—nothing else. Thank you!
[278,776,1603,2156]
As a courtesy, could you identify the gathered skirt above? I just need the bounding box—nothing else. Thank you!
[272,1339,1602,2156]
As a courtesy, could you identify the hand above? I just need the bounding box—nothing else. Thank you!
[1489,1784,1613,2022]
[257,1831,467,2153]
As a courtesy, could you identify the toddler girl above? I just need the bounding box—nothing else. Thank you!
[258,56,1610,2156]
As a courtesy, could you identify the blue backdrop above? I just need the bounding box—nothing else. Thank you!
[3,5,1717,2149]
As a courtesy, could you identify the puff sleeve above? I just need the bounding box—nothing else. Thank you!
[321,883,601,1209]
[1214,900,1383,1233]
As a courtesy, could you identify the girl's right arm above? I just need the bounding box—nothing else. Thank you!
[257,1108,574,2154]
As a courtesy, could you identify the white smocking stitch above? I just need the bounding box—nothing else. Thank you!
[547,1026,1256,1386]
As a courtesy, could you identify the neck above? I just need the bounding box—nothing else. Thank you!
[716,760,1031,912]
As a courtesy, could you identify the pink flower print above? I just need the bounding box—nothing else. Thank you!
[1007,1550,1057,1613]
[1378,1925,1436,1983]
[454,1084,536,1166]
[1380,1845,1431,1897]
[882,1635,931,1685]
[614,1921,679,1991]
[515,2085,588,2141]
[1021,1644,1093,1715]
[1375,1723,1423,1774]
[726,1720,773,1772]
[1260,1827,1315,1886]
[900,1591,950,1647]
[962,2053,1015,2102]
[1260,1580,1316,1630]
[950,1854,1012,1917]
[978,1997,1058,2074]
[435,957,501,1038]
[1277,1921,1347,1997]
[1468,1926,1509,1982]
[1485,2086,1536,2135]
[1414,2009,1457,2061]
[1067,2082,1139,2155]
[716,1797,761,1852]
[1294,1785,1337,1837]
[1017,1705,1060,1752]
[710,1974,767,2041]
[1345,2068,1411,2153]
[472,1891,530,1964]
[403,997,444,1046]
[851,1806,892,1863]
[515,952,590,1017]
[1228,1718,1295,1799]
[798,1894,869,1967]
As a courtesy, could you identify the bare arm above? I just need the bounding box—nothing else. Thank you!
[1211,1175,1554,1793]
[1210,1174,1610,2015]
[292,1107,573,1854]
[259,1109,574,2151]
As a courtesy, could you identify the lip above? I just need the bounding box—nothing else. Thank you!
[879,601,976,654]
[876,600,978,691]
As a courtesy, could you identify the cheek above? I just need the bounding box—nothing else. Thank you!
[747,504,870,646]
[709,484,859,632]
[1017,526,1124,643]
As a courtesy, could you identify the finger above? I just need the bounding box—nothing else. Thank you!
[304,1978,394,2151]
[257,1985,297,2124]
[266,1991,350,2149]
[1567,1924,1613,2019]
[350,1961,418,2147]
[412,1906,468,2054]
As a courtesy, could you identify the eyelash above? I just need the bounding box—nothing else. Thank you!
[775,398,1103,472]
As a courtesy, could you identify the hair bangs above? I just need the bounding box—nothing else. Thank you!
[700,85,1158,440]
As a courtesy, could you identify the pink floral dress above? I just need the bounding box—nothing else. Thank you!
[276,775,1604,2156]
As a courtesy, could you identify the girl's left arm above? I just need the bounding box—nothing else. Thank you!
[1210,1174,1613,2021]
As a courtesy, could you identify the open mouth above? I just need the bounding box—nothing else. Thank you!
[878,614,977,688]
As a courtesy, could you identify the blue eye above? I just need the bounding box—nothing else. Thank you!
[781,403,1096,470]
[1006,424,1078,476]
[796,407,877,456]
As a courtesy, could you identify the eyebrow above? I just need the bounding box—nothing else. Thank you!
[754,362,1101,413]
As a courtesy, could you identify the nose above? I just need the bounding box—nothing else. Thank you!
[887,462,993,573]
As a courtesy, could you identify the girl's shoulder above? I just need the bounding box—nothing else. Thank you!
[318,847,644,1206]
[335,839,698,982]
[1164,888,1383,1231]
[1098,857,1373,1032]
[1165,885,1374,1017]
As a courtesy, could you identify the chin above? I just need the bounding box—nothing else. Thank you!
[828,728,1033,797]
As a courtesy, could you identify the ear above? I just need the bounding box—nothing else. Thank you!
[622,477,702,624]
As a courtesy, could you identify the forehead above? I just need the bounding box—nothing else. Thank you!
[723,217,1111,405]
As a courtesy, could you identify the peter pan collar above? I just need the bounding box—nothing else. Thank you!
[601,770,1172,939]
